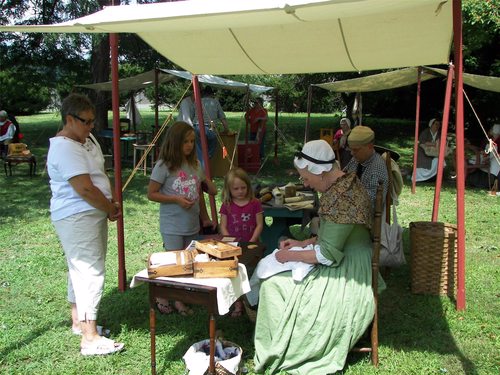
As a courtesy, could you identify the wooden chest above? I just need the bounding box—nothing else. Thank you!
[147,250,194,279]
[193,240,241,278]
[194,239,242,258]
[193,255,239,279]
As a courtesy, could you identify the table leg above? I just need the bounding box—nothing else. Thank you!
[133,147,137,171]
[208,313,216,375]
[149,294,157,375]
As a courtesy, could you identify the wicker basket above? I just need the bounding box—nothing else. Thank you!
[410,221,457,296]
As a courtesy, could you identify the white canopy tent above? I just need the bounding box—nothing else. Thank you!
[0,0,453,74]
[1,0,468,310]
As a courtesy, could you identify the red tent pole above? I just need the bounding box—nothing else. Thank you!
[453,0,466,311]
[305,85,313,143]
[274,89,279,164]
[411,67,422,194]
[192,76,217,224]
[110,32,126,292]
[431,65,454,222]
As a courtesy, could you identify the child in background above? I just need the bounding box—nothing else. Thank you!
[148,121,217,315]
[220,167,263,317]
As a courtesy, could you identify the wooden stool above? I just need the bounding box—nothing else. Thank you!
[133,143,155,175]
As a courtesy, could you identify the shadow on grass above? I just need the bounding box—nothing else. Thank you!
[0,319,68,359]
[99,278,256,375]
[352,261,478,375]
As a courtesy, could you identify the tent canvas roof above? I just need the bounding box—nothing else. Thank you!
[313,66,500,93]
[77,68,274,93]
[0,0,453,75]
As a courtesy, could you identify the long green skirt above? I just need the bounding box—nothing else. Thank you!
[254,225,375,375]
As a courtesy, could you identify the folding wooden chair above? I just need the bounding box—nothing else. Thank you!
[351,182,384,366]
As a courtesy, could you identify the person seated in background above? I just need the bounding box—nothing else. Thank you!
[0,110,16,157]
[486,124,500,194]
[344,125,389,210]
[413,118,446,182]
[245,97,268,158]
[332,117,352,168]
[450,136,489,187]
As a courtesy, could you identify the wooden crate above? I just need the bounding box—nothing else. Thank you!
[193,255,239,279]
[195,239,242,258]
[147,250,194,278]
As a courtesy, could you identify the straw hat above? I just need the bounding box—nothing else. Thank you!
[348,125,375,146]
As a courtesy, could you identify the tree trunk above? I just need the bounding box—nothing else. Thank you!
[89,0,113,133]
[89,34,111,132]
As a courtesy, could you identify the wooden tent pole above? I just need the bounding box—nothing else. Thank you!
[411,67,422,194]
[110,32,126,292]
[431,65,454,222]
[453,0,466,311]
[154,68,159,136]
[154,68,159,159]
[274,89,279,164]
[305,85,312,143]
[192,76,217,224]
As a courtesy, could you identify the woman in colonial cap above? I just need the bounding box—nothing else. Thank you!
[254,139,383,374]
[413,118,444,182]
[333,117,352,168]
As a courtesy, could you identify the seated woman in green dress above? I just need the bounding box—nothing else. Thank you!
[254,139,380,375]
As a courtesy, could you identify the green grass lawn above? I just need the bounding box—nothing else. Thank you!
[0,110,498,375]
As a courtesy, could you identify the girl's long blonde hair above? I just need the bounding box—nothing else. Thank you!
[222,167,254,205]
[159,121,198,171]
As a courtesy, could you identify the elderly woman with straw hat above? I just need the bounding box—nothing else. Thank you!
[253,139,383,375]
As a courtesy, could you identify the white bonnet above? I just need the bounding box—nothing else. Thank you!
[428,118,439,128]
[340,117,351,128]
[294,140,335,175]
[0,110,7,118]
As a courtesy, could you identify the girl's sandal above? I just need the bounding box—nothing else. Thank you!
[230,301,244,318]
[156,300,174,315]
[174,301,194,316]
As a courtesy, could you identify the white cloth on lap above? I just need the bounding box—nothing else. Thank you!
[246,246,317,306]
[255,246,316,281]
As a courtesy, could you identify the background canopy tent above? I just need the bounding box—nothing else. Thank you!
[313,66,500,93]
[77,68,274,94]
[0,0,453,75]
